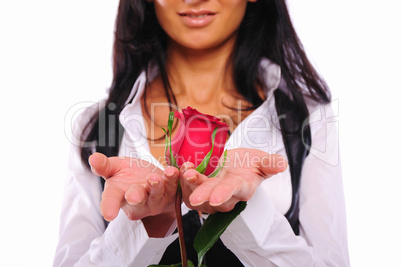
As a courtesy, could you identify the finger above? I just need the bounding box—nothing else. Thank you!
[208,199,238,213]
[208,175,245,206]
[256,153,288,177]
[120,183,152,221]
[163,166,180,194]
[180,162,208,191]
[100,183,125,221]
[182,168,207,189]
[124,174,169,219]
[188,178,220,207]
[180,168,209,208]
[146,173,176,216]
[125,183,148,206]
[89,152,119,179]
[146,173,164,201]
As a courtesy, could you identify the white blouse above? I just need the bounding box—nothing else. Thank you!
[53,59,349,266]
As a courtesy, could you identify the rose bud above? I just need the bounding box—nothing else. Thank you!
[167,107,229,176]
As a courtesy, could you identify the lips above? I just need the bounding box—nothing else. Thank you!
[184,14,211,19]
[178,10,216,27]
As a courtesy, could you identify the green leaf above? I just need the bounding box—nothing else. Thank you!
[207,149,227,178]
[166,112,177,168]
[193,201,247,267]
[168,111,174,131]
[161,127,168,160]
[195,127,218,174]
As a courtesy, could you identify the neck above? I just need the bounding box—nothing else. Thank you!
[165,39,236,105]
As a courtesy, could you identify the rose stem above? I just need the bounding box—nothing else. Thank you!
[176,183,188,267]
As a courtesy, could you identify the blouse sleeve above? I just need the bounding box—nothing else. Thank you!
[220,103,350,267]
[53,113,177,267]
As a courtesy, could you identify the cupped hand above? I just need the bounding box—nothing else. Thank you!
[88,153,180,222]
[180,148,287,214]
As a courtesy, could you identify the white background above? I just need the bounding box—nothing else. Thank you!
[0,0,401,266]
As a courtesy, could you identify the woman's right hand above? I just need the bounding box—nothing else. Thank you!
[88,152,180,237]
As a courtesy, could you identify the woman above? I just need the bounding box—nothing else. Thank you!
[54,0,349,266]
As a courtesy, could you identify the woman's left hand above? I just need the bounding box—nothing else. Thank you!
[180,148,287,214]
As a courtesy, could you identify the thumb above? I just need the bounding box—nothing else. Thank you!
[88,152,113,178]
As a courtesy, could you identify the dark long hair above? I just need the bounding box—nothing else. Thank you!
[80,0,330,165]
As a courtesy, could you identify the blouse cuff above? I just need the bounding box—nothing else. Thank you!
[98,210,178,266]
[220,186,275,250]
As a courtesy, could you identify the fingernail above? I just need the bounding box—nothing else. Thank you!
[181,162,195,173]
[149,180,160,187]
[209,201,223,207]
[190,200,205,206]
[165,168,175,177]
[186,174,196,183]
[128,200,145,207]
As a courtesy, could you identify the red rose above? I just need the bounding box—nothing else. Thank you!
[167,107,229,176]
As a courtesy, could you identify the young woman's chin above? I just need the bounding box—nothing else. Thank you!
[153,0,248,54]
[168,31,238,54]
